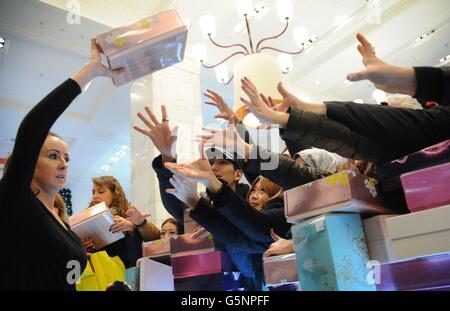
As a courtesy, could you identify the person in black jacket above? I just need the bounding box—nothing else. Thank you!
[238,32,450,164]
[165,155,289,290]
[0,39,123,290]
[133,105,261,288]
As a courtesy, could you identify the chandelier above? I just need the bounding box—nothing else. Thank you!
[192,0,317,84]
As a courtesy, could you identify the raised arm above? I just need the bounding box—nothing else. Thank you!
[2,39,122,198]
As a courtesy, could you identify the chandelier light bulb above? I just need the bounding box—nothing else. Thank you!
[293,26,309,47]
[192,43,208,63]
[199,15,216,38]
[278,53,293,73]
[215,63,230,84]
[276,0,293,22]
[235,0,253,19]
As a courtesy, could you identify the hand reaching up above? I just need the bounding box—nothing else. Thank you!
[204,89,241,124]
[133,105,178,162]
[347,33,416,95]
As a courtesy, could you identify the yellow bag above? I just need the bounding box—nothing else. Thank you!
[76,251,125,291]
[76,260,99,291]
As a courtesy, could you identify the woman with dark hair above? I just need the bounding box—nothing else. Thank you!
[160,217,179,238]
[0,39,123,290]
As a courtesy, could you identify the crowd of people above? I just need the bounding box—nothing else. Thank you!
[0,32,448,290]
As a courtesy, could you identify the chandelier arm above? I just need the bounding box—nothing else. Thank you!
[222,73,234,85]
[244,14,255,53]
[256,20,289,52]
[208,34,249,55]
[200,51,247,69]
[258,45,305,55]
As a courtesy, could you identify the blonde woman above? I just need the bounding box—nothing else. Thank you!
[82,176,159,267]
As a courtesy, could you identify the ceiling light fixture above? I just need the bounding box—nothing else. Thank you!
[192,0,317,84]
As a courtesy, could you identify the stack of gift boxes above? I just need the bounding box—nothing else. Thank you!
[128,212,245,291]
[263,139,450,291]
[371,139,450,291]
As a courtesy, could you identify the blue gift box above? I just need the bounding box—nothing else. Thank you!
[292,213,376,291]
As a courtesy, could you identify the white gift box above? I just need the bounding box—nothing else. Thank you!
[386,204,450,261]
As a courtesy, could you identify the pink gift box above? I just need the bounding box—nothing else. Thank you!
[183,209,203,234]
[284,170,392,223]
[95,9,187,86]
[263,253,299,286]
[142,237,171,258]
[171,251,235,279]
[170,233,215,256]
[69,202,124,249]
[400,162,450,212]
[142,233,214,258]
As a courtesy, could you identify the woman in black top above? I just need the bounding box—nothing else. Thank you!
[0,40,123,290]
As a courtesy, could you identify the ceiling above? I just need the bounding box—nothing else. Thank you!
[0,0,449,211]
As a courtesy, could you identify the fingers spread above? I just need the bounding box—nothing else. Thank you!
[145,106,160,125]
[137,112,154,129]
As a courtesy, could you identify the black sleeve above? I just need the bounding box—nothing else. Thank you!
[326,101,450,162]
[189,197,270,254]
[1,79,81,201]
[234,123,259,184]
[208,184,290,243]
[414,66,449,105]
[244,145,330,190]
[152,155,187,225]
[280,107,386,163]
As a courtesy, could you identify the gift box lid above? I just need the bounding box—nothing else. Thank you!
[69,201,109,226]
[142,237,171,257]
[386,204,450,240]
[169,233,215,255]
[262,253,296,264]
[69,202,124,249]
[95,9,187,57]
[363,215,399,242]
[284,170,391,222]
[400,162,450,212]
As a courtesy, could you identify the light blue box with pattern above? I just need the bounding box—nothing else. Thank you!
[292,213,376,291]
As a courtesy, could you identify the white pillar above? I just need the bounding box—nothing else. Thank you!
[130,55,201,228]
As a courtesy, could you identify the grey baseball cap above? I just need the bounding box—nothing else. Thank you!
[204,147,245,171]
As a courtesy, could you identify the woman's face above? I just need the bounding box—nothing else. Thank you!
[160,222,178,239]
[32,136,69,193]
[248,181,270,210]
[91,185,113,207]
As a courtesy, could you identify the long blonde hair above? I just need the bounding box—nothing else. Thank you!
[246,176,283,211]
[89,176,129,217]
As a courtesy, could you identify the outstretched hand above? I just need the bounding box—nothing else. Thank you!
[165,172,201,209]
[164,144,223,192]
[204,89,241,124]
[263,229,294,257]
[347,33,416,95]
[240,77,290,127]
[198,117,251,159]
[133,105,178,161]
